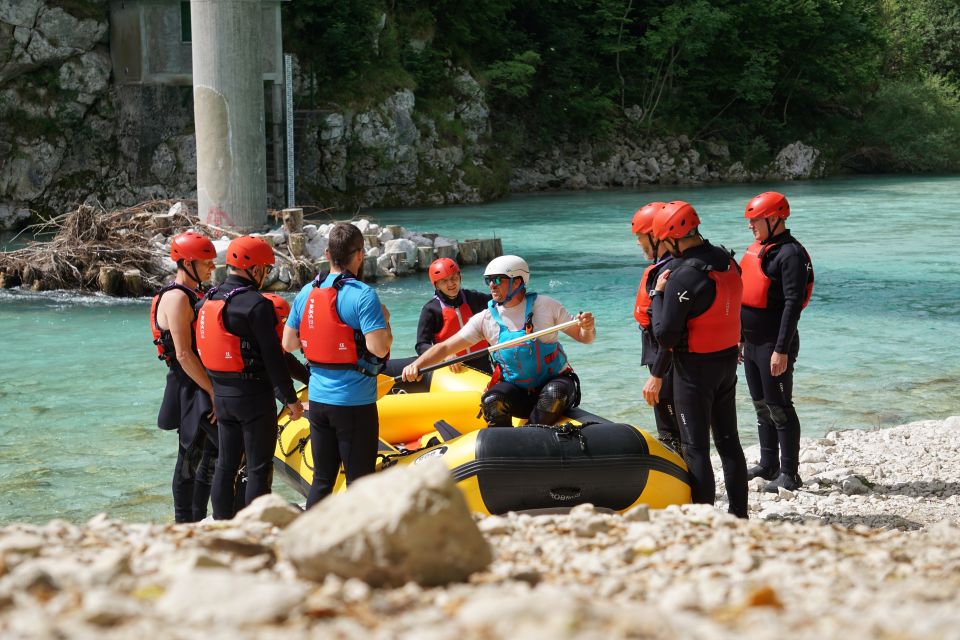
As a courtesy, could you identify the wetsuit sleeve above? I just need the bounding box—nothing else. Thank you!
[285,352,310,385]
[650,344,673,378]
[250,298,298,405]
[650,267,709,351]
[415,300,441,355]
[466,290,493,313]
[773,246,809,352]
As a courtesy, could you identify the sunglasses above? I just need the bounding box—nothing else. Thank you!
[484,274,508,286]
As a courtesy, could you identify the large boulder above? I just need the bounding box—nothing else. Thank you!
[277,459,492,587]
[381,238,417,266]
[774,141,822,179]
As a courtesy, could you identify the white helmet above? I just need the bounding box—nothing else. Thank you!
[484,255,530,285]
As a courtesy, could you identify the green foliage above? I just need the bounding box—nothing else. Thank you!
[856,74,960,171]
[484,51,541,99]
[283,0,386,104]
[284,0,960,175]
[883,0,960,83]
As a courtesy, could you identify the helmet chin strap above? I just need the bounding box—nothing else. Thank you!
[181,260,204,290]
[504,280,525,302]
[243,267,260,287]
[764,217,782,239]
[649,235,662,260]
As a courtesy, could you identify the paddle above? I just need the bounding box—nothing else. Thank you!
[376,318,581,399]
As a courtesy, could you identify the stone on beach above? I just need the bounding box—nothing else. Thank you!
[278,459,492,587]
[0,416,959,637]
[234,493,301,529]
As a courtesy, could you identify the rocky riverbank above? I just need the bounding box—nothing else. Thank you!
[0,201,500,295]
[2,416,958,638]
[1,1,825,232]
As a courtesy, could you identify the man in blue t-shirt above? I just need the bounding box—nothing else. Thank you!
[283,223,392,507]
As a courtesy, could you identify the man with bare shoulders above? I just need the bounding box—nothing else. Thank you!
[150,232,218,522]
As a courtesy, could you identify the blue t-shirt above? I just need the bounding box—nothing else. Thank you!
[288,273,387,406]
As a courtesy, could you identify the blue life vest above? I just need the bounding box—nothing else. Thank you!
[489,293,569,389]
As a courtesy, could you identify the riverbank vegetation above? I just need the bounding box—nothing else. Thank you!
[284,0,960,173]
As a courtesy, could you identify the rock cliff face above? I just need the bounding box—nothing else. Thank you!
[0,2,197,231]
[0,2,825,232]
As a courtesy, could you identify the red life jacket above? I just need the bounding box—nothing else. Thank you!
[633,258,671,329]
[633,264,656,329]
[740,239,814,310]
[434,292,489,355]
[195,285,261,376]
[300,273,386,377]
[685,257,743,354]
[149,283,199,365]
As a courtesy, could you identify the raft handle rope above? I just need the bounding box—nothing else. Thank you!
[526,421,592,453]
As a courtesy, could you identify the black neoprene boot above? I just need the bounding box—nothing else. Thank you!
[763,472,802,493]
[746,464,779,481]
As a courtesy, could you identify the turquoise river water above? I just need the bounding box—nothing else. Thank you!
[1,175,958,524]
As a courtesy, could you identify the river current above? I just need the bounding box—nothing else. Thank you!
[1,175,957,523]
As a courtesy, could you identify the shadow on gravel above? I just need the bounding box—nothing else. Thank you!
[812,513,923,531]
[872,481,960,498]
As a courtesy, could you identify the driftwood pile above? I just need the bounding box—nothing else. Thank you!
[0,200,310,296]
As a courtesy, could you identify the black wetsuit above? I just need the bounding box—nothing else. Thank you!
[641,256,681,444]
[156,286,218,523]
[199,274,297,520]
[741,230,811,478]
[415,289,493,374]
[652,241,748,518]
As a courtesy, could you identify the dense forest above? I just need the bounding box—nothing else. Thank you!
[283,0,960,173]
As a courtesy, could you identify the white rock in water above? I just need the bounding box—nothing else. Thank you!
[382,238,418,265]
[352,219,372,234]
[377,229,394,243]
[305,235,329,261]
[303,224,318,239]
[277,459,492,586]
[407,233,434,248]
[434,236,457,248]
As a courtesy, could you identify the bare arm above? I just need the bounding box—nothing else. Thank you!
[563,311,596,344]
[282,324,301,353]
[364,326,393,358]
[162,290,214,397]
[402,333,474,381]
[363,303,393,358]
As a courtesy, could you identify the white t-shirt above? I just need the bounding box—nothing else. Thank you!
[456,294,574,347]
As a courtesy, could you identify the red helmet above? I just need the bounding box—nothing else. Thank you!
[745,192,790,219]
[652,201,700,240]
[631,202,667,235]
[429,257,460,286]
[170,231,216,263]
[262,293,290,338]
[226,235,275,269]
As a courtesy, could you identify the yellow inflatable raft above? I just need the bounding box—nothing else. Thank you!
[274,362,691,514]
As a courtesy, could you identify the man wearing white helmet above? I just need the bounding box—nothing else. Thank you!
[402,255,596,426]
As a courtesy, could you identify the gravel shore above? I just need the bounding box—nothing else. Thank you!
[2,416,959,639]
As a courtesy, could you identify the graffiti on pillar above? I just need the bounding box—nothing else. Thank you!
[207,205,235,228]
